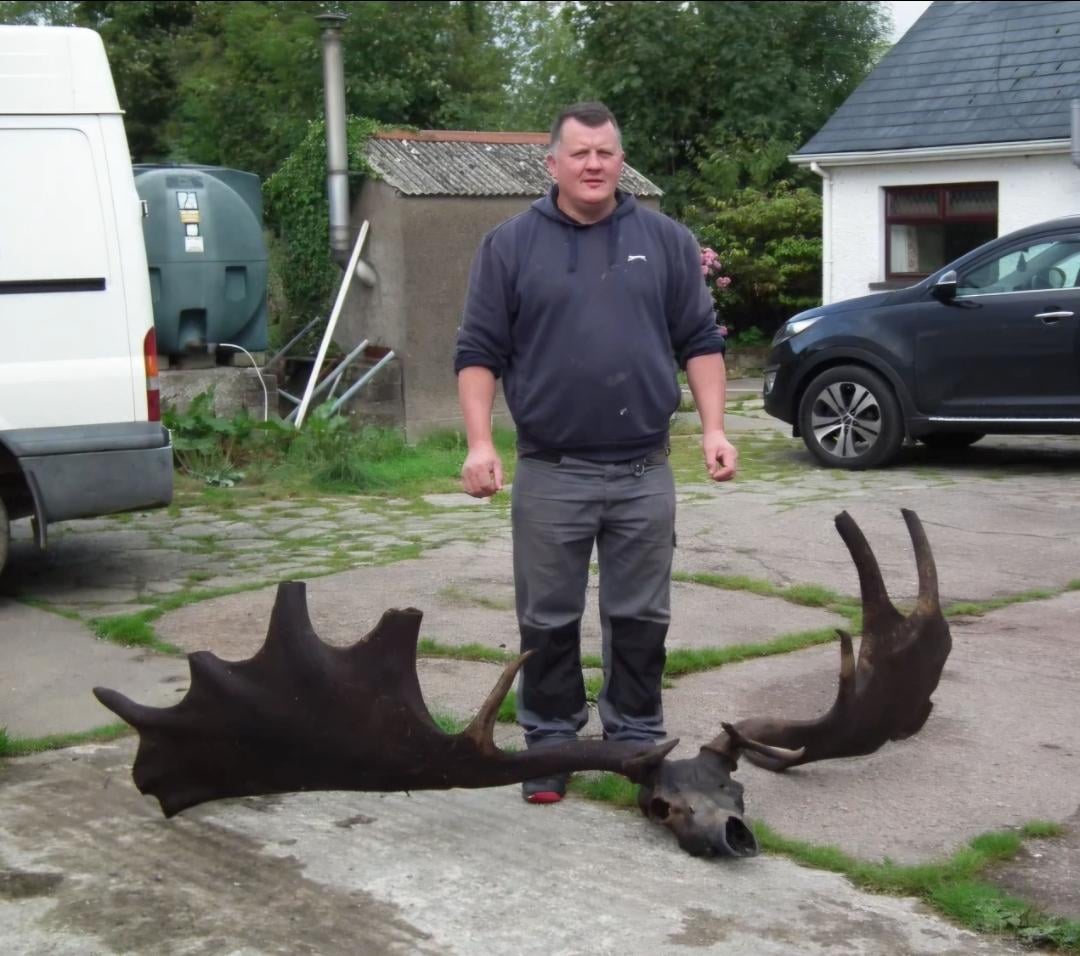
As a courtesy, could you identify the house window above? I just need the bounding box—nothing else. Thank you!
[885,183,998,279]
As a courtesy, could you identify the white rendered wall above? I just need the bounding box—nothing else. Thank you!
[824,153,1080,304]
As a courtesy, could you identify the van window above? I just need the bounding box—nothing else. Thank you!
[0,128,109,283]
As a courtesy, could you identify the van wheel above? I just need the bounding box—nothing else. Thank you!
[798,366,903,469]
[0,497,8,577]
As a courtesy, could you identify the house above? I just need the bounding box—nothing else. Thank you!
[791,0,1080,304]
[335,130,662,439]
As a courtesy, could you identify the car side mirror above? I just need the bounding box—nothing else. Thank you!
[932,270,958,302]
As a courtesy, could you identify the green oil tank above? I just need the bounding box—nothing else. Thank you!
[133,164,268,357]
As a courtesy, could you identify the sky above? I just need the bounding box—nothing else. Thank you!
[888,0,934,40]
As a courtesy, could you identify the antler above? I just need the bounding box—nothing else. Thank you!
[94,581,675,817]
[717,508,951,772]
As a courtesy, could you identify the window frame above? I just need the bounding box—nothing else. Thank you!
[884,182,998,281]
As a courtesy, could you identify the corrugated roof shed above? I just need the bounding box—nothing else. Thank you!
[365,129,663,197]
[797,0,1080,155]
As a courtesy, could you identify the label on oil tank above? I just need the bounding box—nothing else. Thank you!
[180,210,200,224]
[185,236,205,253]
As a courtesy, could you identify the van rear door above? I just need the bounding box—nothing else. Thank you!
[0,121,137,429]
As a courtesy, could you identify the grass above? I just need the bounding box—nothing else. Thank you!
[0,723,132,757]
[90,614,179,655]
[664,626,850,677]
[179,411,520,502]
[438,585,515,612]
[430,712,469,735]
[754,821,1080,951]
[945,588,1065,618]
[673,570,854,612]
[417,638,515,665]
[668,430,807,485]
[569,772,640,808]
[1021,821,1065,838]
[561,771,1079,952]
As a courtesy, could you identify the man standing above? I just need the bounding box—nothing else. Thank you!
[454,102,735,804]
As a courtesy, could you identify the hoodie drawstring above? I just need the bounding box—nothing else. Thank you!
[567,228,578,274]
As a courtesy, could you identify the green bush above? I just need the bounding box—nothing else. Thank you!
[262,116,387,349]
[163,389,516,496]
[688,182,822,339]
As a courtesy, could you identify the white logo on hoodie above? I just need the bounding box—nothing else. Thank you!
[627,254,647,263]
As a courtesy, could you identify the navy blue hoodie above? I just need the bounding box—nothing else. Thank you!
[454,186,725,460]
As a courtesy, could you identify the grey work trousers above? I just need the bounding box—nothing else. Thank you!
[511,450,676,747]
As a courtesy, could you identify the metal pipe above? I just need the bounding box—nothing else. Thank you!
[265,315,323,370]
[316,13,350,266]
[330,350,396,415]
[294,221,370,428]
[285,339,369,422]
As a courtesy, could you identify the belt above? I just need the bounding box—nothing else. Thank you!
[521,447,669,466]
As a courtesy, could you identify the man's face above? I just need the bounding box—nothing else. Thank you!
[546,118,624,221]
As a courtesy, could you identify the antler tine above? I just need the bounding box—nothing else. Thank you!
[834,510,901,633]
[901,508,940,614]
[463,651,534,753]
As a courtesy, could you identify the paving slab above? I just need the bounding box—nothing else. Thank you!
[674,479,1080,602]
[0,600,190,738]
[988,805,1080,921]
[0,742,1025,956]
[153,544,848,663]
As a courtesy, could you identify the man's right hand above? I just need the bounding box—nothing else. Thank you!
[461,442,504,498]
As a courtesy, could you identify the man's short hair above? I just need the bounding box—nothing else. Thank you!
[549,102,622,150]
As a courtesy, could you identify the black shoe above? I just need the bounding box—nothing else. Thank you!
[522,773,568,804]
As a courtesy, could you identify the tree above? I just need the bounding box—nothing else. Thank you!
[490,1,588,131]
[572,0,888,205]
[1,1,195,161]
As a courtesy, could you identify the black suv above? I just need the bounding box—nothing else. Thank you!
[763,216,1080,468]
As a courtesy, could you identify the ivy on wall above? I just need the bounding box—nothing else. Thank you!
[263,116,388,348]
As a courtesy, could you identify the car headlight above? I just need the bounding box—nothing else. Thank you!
[771,315,822,347]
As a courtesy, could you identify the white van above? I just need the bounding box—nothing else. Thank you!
[0,25,173,575]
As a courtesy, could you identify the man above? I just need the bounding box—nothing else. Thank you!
[454,102,735,804]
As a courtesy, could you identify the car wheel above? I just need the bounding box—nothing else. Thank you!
[918,432,985,450]
[0,497,8,577]
[798,366,903,469]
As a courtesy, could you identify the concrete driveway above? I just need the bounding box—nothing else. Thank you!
[2,380,1078,954]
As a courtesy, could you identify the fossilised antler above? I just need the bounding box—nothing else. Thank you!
[724,508,951,771]
[632,509,951,857]
[94,582,674,818]
[93,511,949,860]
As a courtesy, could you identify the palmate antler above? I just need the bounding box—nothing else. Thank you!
[634,509,951,856]
[93,583,675,818]
[719,507,951,770]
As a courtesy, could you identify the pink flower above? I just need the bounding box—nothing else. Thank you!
[715,276,731,289]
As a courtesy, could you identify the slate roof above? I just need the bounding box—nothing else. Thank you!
[364,130,663,198]
[796,0,1080,156]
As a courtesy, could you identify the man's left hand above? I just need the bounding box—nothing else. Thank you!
[702,430,737,482]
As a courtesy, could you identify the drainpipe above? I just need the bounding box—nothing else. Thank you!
[810,161,833,305]
[316,13,351,267]
[1073,99,1080,169]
